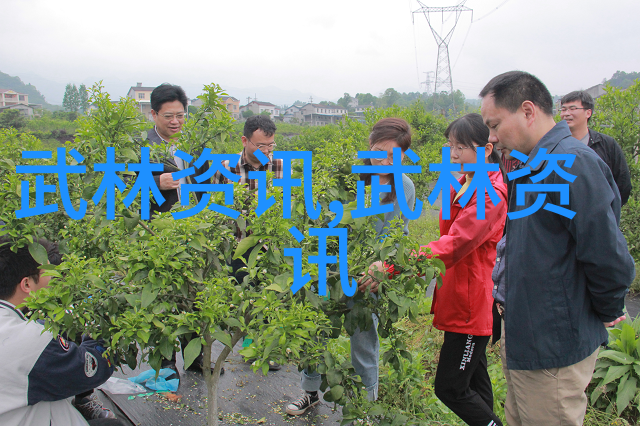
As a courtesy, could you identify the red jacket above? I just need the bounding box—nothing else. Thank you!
[428,170,507,336]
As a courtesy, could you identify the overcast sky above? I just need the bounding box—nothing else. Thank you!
[2,0,639,106]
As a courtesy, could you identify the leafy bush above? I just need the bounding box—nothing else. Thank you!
[589,317,640,420]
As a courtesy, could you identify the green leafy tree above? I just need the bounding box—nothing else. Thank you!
[0,109,27,129]
[608,71,640,90]
[378,88,401,108]
[62,83,80,113]
[1,82,439,426]
[356,93,378,106]
[591,80,640,263]
[78,84,89,114]
[242,109,254,118]
[337,93,353,110]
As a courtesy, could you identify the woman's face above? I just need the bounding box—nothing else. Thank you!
[448,135,492,175]
[369,139,404,177]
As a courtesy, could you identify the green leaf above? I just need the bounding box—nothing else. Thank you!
[141,284,159,309]
[233,236,259,259]
[327,369,342,387]
[212,330,233,349]
[379,245,394,262]
[28,241,48,265]
[247,244,262,270]
[264,283,286,292]
[602,364,631,385]
[616,376,637,415]
[123,214,141,231]
[432,257,446,276]
[620,323,637,355]
[326,385,344,402]
[368,405,385,417]
[124,294,140,307]
[223,318,243,329]
[182,338,203,370]
[599,350,635,365]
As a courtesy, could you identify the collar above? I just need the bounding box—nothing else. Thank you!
[523,121,573,173]
[154,126,168,143]
[240,149,273,170]
[0,300,26,321]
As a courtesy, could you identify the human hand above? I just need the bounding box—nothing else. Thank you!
[158,173,180,190]
[358,261,385,294]
[604,316,626,328]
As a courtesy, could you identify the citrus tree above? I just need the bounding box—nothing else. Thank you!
[0,82,440,426]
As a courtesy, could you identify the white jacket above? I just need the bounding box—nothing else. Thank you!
[0,300,113,426]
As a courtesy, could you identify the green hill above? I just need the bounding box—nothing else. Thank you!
[0,70,59,111]
[608,71,640,90]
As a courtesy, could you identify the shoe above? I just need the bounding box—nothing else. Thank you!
[74,393,117,420]
[285,391,320,416]
[160,360,180,381]
[267,360,281,371]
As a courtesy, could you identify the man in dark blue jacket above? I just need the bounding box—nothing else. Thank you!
[480,71,635,426]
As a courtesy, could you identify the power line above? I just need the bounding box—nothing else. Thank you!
[473,0,512,22]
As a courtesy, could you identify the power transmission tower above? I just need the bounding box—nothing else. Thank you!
[413,1,472,99]
[422,71,435,96]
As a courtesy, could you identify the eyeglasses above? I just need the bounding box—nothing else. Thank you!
[369,149,394,165]
[560,106,587,113]
[248,139,277,150]
[159,113,186,121]
[446,142,477,155]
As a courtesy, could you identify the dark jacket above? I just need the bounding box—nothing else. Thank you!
[503,121,635,371]
[588,128,632,206]
[146,127,210,214]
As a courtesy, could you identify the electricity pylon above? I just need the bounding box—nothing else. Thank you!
[413,1,472,97]
[422,71,435,96]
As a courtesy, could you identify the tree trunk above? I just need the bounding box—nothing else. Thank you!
[204,328,247,426]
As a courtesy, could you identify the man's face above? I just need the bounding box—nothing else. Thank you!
[27,270,52,294]
[560,100,591,132]
[241,129,275,164]
[481,94,530,155]
[151,100,186,141]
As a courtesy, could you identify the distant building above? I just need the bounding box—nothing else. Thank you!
[240,100,280,118]
[584,83,606,99]
[0,89,29,106]
[222,96,240,120]
[0,103,42,118]
[283,105,303,123]
[126,82,155,120]
[299,103,347,126]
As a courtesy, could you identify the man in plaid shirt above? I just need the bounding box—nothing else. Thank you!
[212,115,284,240]
[213,115,283,370]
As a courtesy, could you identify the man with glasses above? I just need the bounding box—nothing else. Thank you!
[560,91,631,205]
[147,84,215,377]
[147,83,211,214]
[212,115,283,371]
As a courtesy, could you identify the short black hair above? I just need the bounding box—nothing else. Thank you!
[243,115,277,139]
[151,84,188,112]
[561,90,594,113]
[0,237,56,300]
[479,71,554,116]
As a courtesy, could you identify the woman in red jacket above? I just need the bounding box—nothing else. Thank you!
[427,113,507,426]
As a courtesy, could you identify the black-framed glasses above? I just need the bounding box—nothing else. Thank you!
[248,139,277,150]
[560,106,587,112]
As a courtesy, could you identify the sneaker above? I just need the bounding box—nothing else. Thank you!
[285,391,320,416]
[160,360,180,381]
[267,360,281,371]
[74,393,117,420]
